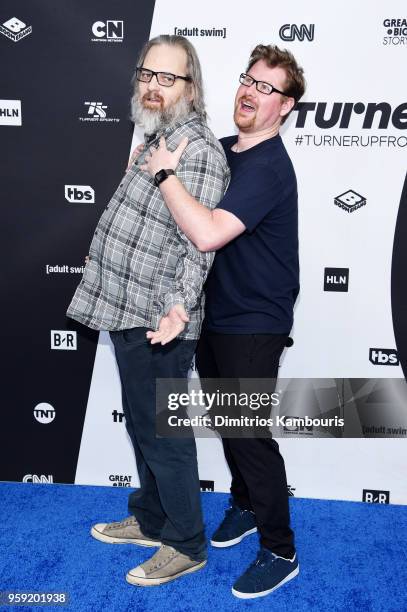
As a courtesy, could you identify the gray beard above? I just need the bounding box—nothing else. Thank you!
[131,94,192,135]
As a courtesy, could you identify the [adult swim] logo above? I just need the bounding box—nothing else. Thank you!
[391,171,407,379]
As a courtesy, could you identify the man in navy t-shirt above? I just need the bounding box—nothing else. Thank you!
[141,44,306,599]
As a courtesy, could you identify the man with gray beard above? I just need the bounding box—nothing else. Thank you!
[67,35,229,586]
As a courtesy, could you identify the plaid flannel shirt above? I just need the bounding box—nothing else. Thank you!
[67,113,230,340]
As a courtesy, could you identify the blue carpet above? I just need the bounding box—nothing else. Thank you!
[1,483,406,611]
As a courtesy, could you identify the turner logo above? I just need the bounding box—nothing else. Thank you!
[51,330,77,351]
[383,18,407,45]
[334,189,366,213]
[369,349,399,366]
[294,102,407,129]
[65,185,95,203]
[324,268,349,292]
[33,403,55,424]
[91,20,123,42]
[0,100,22,126]
[279,24,314,42]
[79,101,120,123]
[200,480,215,492]
[23,474,53,484]
[0,17,32,42]
[112,409,124,423]
[362,489,390,504]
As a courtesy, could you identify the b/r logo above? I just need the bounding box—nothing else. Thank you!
[65,185,95,203]
[91,20,124,42]
[51,330,77,350]
[0,17,32,42]
[362,489,390,504]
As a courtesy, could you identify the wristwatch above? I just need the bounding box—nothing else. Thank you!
[154,168,175,187]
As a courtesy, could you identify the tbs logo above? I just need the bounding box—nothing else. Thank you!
[369,348,399,366]
[51,330,77,351]
[324,268,349,292]
[65,185,95,203]
[362,489,390,504]
[91,20,123,42]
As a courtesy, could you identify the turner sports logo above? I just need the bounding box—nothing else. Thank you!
[0,17,32,42]
[382,18,407,46]
[91,20,123,42]
[79,101,120,123]
[0,100,22,126]
[362,489,390,504]
[369,349,399,366]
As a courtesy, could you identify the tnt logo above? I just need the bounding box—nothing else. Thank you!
[91,20,124,42]
[23,474,53,484]
[85,101,107,118]
[65,185,95,203]
[362,489,390,504]
[324,268,349,292]
[112,409,124,423]
[334,190,366,213]
[200,480,215,492]
[33,403,55,425]
[0,17,32,42]
[369,348,399,366]
[51,330,77,351]
[279,24,314,42]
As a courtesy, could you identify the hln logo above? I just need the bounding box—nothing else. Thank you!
[279,24,314,42]
[200,480,215,492]
[65,185,95,203]
[23,474,53,484]
[324,268,349,292]
[33,402,55,424]
[51,330,77,350]
[362,489,390,504]
[0,100,22,126]
[369,348,399,366]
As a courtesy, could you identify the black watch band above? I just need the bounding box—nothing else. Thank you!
[154,168,175,187]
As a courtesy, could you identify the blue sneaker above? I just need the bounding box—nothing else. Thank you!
[232,547,299,599]
[210,498,257,547]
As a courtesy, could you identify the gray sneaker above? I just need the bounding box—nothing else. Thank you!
[126,545,207,586]
[91,516,161,547]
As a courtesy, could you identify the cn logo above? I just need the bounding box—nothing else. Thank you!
[362,489,390,504]
[51,330,77,351]
[279,24,314,42]
[65,185,95,203]
[0,17,32,42]
[91,20,124,41]
[324,268,349,292]
[33,403,55,425]
[369,348,399,366]
[23,474,54,484]
[200,480,215,492]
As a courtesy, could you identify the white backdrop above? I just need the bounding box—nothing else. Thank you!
[75,0,407,505]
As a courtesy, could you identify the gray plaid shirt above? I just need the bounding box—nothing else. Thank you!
[67,113,229,339]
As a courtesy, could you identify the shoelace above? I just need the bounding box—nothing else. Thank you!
[252,549,276,569]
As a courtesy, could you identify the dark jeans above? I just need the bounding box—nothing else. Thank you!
[110,327,206,561]
[196,330,295,558]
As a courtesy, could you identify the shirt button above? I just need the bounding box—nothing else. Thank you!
[94,231,98,236]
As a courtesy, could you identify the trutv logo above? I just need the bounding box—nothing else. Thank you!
[362,489,390,504]
[369,349,399,366]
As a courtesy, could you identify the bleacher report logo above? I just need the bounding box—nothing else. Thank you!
[362,489,390,504]
[369,348,399,366]
[0,100,22,126]
[33,403,55,424]
[0,17,32,42]
[23,474,53,484]
[65,185,95,203]
[279,24,314,42]
[334,190,366,213]
[324,268,349,292]
[51,330,77,351]
[91,20,123,42]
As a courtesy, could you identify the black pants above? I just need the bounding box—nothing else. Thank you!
[110,327,207,561]
[196,330,295,558]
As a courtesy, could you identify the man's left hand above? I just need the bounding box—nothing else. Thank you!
[140,136,189,177]
[146,304,189,345]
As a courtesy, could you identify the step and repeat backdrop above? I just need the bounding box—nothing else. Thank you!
[1,0,406,505]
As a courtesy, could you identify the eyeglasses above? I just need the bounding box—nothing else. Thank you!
[136,67,192,88]
[239,73,287,96]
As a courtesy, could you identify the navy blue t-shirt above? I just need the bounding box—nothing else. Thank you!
[203,134,299,334]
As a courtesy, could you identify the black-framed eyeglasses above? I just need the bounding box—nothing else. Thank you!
[136,67,192,88]
[239,73,287,96]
